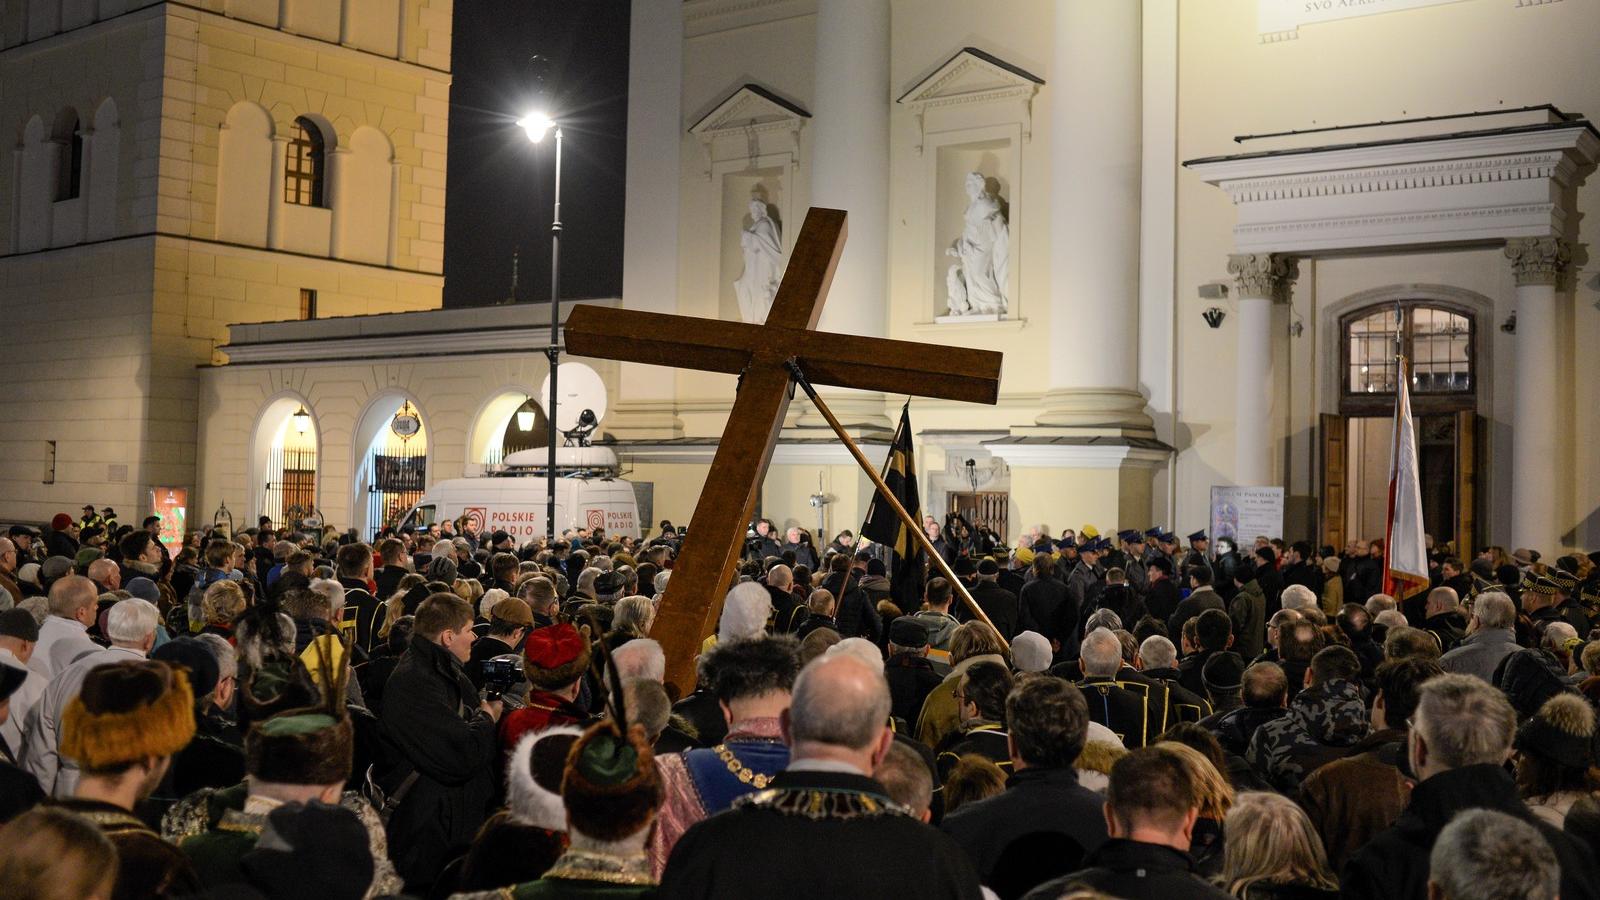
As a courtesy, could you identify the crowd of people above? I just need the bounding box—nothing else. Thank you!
[1,505,1599,900]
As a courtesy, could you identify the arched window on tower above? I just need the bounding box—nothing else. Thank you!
[284,116,326,208]
[53,109,82,202]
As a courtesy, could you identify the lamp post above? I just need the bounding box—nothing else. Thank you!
[518,111,562,545]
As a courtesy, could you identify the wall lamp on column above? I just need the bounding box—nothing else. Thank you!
[1500,312,1517,334]
[1202,308,1226,328]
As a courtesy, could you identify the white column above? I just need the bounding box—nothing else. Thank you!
[1506,237,1570,554]
[811,0,889,341]
[617,0,684,437]
[1037,0,1148,429]
[1228,253,1297,487]
[801,0,891,430]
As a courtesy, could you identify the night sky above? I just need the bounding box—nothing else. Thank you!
[442,0,631,308]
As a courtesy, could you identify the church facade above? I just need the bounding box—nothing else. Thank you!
[7,0,1598,558]
[607,0,1600,555]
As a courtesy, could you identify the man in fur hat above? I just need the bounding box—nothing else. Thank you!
[458,724,583,892]
[489,719,663,898]
[178,700,355,887]
[500,621,594,752]
[56,659,202,899]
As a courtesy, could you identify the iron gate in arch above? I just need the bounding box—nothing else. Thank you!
[366,442,427,537]
[263,448,318,532]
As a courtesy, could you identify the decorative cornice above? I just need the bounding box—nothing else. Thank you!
[1504,236,1571,286]
[897,47,1045,154]
[1187,121,1597,254]
[1227,253,1299,302]
[1219,152,1572,205]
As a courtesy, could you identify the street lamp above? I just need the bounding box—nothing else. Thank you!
[519,110,563,545]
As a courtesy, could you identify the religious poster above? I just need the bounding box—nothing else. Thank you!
[1209,486,1285,546]
[149,487,188,549]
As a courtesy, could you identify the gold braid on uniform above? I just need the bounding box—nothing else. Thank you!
[543,849,655,885]
[732,786,911,821]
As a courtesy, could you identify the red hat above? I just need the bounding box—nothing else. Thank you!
[524,623,590,689]
[51,513,72,530]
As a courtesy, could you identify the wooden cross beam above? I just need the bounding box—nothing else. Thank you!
[564,207,1003,694]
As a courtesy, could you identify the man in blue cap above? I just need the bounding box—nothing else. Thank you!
[1114,531,1148,594]
[1180,530,1210,588]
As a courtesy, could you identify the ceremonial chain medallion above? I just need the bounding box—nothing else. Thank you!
[714,744,772,788]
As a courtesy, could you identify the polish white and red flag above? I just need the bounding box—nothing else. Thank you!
[1384,356,1430,601]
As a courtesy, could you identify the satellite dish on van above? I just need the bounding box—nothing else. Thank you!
[539,362,608,432]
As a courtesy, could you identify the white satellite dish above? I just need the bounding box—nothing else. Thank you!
[538,362,608,432]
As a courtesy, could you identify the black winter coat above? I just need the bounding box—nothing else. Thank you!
[1019,576,1077,643]
[1341,764,1600,900]
[941,766,1108,895]
[377,634,500,892]
[1024,839,1233,900]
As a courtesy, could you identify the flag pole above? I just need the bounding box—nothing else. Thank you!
[785,360,1009,650]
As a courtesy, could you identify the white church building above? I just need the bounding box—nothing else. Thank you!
[4,0,1599,558]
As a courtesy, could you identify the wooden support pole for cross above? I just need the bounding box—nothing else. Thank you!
[784,361,1010,652]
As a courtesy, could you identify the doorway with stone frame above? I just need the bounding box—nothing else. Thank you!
[1319,300,1482,557]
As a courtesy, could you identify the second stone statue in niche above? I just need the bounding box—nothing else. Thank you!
[734,199,783,324]
[946,171,1010,317]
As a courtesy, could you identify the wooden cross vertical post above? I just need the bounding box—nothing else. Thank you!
[564,208,1003,695]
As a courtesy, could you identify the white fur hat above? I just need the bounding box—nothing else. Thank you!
[506,724,585,830]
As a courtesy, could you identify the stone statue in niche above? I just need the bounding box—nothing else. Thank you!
[734,198,783,323]
[945,172,1010,317]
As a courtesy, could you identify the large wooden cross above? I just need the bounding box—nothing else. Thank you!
[564,207,1003,693]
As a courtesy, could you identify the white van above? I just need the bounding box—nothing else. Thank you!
[399,447,641,540]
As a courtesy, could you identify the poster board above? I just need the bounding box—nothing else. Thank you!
[149,487,188,549]
[1209,486,1285,545]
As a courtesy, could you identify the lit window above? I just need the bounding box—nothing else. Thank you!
[1344,304,1473,397]
[285,117,325,207]
[299,288,318,320]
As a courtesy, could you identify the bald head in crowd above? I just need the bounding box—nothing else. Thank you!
[1242,662,1289,709]
[785,653,893,772]
[767,564,793,590]
[48,575,98,623]
[85,558,120,592]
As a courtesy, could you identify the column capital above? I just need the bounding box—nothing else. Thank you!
[1227,253,1299,302]
[1505,237,1570,287]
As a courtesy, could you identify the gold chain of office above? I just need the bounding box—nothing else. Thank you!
[714,744,773,788]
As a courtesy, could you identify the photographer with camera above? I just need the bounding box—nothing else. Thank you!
[375,592,503,893]
[466,597,534,692]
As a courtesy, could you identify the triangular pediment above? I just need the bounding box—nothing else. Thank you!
[897,47,1044,108]
[690,84,811,136]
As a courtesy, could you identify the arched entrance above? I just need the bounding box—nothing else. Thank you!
[251,395,319,531]
[1321,295,1485,555]
[352,393,431,537]
[465,388,551,472]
